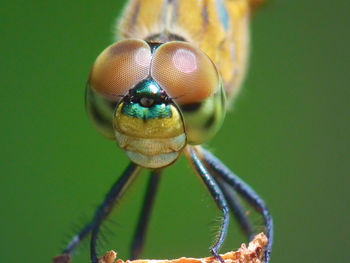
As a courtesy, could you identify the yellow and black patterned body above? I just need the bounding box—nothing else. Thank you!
[86,0,257,168]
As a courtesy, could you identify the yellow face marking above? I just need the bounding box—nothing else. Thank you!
[114,103,185,139]
[115,132,186,156]
[114,101,186,168]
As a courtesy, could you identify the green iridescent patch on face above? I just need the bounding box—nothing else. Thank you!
[122,102,172,119]
[132,79,162,97]
[121,78,173,120]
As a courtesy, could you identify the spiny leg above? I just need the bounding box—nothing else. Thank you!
[62,222,95,255]
[186,147,229,263]
[58,163,142,261]
[215,177,255,241]
[201,148,255,248]
[200,148,274,263]
[131,170,162,259]
[88,163,142,263]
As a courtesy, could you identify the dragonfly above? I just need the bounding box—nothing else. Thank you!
[55,0,273,262]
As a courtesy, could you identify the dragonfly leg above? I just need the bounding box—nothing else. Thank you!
[215,177,255,241]
[131,170,162,259]
[186,147,229,263]
[62,222,95,255]
[200,148,273,263]
[58,163,142,261]
[87,163,142,263]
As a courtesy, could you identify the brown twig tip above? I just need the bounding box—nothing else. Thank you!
[99,250,118,263]
[99,233,268,263]
[53,254,71,263]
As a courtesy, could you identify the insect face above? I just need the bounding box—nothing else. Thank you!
[114,79,186,168]
[86,39,226,167]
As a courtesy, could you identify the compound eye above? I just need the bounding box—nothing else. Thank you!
[151,42,220,104]
[89,39,152,100]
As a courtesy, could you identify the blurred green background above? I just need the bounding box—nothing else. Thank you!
[1,1,349,262]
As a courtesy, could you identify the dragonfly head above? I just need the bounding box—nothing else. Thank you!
[86,39,226,168]
[114,78,186,168]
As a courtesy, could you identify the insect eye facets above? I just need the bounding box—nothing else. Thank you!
[139,97,155,107]
[89,39,151,101]
[151,41,219,104]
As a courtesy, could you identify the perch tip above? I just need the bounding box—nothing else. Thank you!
[53,233,268,263]
[100,233,268,263]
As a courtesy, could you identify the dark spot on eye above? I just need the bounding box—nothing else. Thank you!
[140,97,155,107]
[88,97,110,127]
[181,102,202,112]
[107,100,118,110]
[204,114,216,128]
